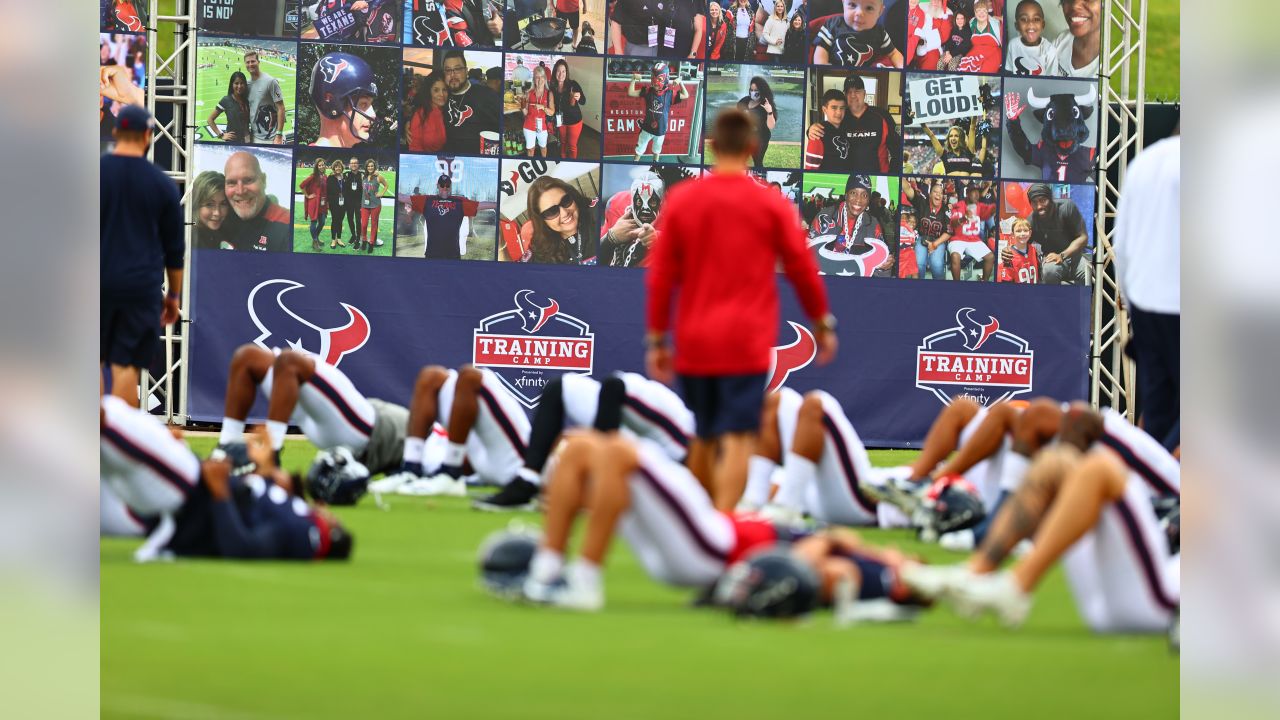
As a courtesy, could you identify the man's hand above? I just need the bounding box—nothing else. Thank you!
[161,294,180,326]
[815,328,838,365]
[636,223,657,247]
[222,130,239,141]
[646,345,674,385]
[488,13,502,38]
[1043,252,1063,265]
[807,122,825,141]
[100,65,144,106]
[273,135,284,145]
[202,457,233,501]
[608,211,642,242]
[351,1,370,10]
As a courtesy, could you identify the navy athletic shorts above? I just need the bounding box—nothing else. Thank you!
[678,372,767,439]
[101,295,160,368]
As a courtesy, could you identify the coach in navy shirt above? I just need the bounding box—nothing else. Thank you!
[100,105,184,407]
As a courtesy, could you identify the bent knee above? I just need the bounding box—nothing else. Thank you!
[273,350,314,376]
[414,365,450,390]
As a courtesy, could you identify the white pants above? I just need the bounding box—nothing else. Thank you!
[437,368,531,484]
[261,358,375,456]
[956,405,1013,512]
[561,372,694,462]
[635,129,666,155]
[101,484,148,537]
[100,395,200,517]
[948,239,992,261]
[523,127,548,149]
[1099,408,1181,498]
[619,442,735,587]
[1062,471,1180,633]
[796,391,879,526]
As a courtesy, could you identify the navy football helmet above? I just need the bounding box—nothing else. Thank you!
[714,547,821,619]
[306,446,370,506]
[309,52,379,139]
[477,526,541,598]
[920,475,986,540]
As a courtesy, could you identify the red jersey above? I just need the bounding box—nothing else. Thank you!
[300,172,328,220]
[725,512,779,564]
[647,173,829,375]
[523,88,550,132]
[898,223,918,278]
[114,1,143,32]
[998,243,1040,284]
[555,0,580,11]
[406,107,446,153]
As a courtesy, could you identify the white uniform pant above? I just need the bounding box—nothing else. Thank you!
[437,368,531,484]
[261,358,375,455]
[100,395,200,517]
[561,371,693,462]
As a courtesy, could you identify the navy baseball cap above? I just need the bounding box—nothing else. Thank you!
[115,105,153,132]
[846,174,871,193]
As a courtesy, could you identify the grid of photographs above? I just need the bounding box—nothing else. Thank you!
[184,0,1101,285]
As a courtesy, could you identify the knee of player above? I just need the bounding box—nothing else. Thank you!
[595,434,639,470]
[456,365,485,390]
[798,393,826,422]
[414,365,449,392]
[1074,448,1128,498]
[1017,399,1063,436]
[559,432,602,465]
[273,349,314,378]
[230,343,272,371]
[946,396,982,424]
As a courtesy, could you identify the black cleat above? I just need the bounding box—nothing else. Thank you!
[472,478,540,512]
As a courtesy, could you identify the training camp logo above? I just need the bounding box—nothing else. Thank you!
[247,279,371,367]
[916,308,1033,406]
[472,290,595,409]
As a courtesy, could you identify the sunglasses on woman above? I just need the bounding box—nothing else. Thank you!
[539,194,575,221]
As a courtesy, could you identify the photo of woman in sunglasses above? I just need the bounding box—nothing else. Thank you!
[496,160,601,264]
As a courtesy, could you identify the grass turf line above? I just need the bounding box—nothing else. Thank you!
[102,436,1177,719]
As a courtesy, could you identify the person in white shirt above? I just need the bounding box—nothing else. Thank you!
[1049,0,1100,78]
[761,0,788,55]
[1112,132,1180,450]
[1005,0,1056,76]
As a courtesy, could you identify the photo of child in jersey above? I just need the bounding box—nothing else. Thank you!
[102,0,148,33]
[804,69,902,175]
[902,72,1000,177]
[403,48,504,157]
[594,164,703,268]
[502,54,604,160]
[602,59,703,164]
[505,0,605,54]
[198,0,297,38]
[196,38,297,145]
[100,34,147,141]
[499,160,602,264]
[407,0,505,48]
[607,0,707,59]
[293,148,398,256]
[802,173,898,278]
[906,0,1003,73]
[807,0,906,67]
[1001,76,1098,184]
[701,64,803,169]
[193,144,295,252]
[1004,0,1099,78]
[302,1,402,44]
[296,44,401,150]
[997,180,1094,285]
[395,154,499,259]
[898,175,997,281]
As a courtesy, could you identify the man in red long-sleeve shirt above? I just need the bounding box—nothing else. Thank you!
[645,109,837,511]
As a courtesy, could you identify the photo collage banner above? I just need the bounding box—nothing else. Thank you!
[177,0,1101,285]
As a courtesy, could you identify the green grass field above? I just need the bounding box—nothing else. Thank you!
[196,44,297,142]
[292,196,396,256]
[102,437,1177,719]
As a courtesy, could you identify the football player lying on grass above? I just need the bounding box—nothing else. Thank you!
[901,404,1179,633]
[101,397,354,561]
[517,430,930,620]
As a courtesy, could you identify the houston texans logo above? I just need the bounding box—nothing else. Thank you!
[834,38,874,67]
[247,279,371,367]
[832,134,850,159]
[447,100,474,126]
[766,322,817,393]
[1013,57,1044,76]
[514,290,559,333]
[115,9,143,32]
[957,308,999,351]
[319,56,350,84]
[412,15,452,46]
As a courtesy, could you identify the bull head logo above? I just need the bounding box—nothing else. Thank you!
[319,56,350,84]
[766,322,817,393]
[957,308,999,351]
[513,289,559,333]
[247,279,371,367]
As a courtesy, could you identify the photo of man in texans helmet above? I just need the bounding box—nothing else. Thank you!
[302,1,402,44]
[803,173,898,278]
[297,44,402,149]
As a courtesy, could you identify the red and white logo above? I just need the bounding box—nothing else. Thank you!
[472,290,595,409]
[916,308,1033,406]
[766,322,816,393]
[247,279,370,367]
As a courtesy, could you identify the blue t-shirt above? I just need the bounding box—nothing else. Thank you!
[100,154,184,299]
[640,86,681,136]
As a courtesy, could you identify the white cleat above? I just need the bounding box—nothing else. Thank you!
[369,471,419,495]
[900,562,973,602]
[400,474,468,497]
[938,529,976,552]
[758,503,805,526]
[547,564,604,612]
[949,571,1032,627]
[522,576,563,604]
[834,599,922,627]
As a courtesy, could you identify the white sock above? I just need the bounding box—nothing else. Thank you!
[571,559,602,591]
[776,452,817,510]
[999,452,1031,493]
[218,418,245,445]
[743,456,777,507]
[517,467,541,485]
[402,436,425,466]
[529,548,564,584]
[443,442,466,467]
[266,420,288,451]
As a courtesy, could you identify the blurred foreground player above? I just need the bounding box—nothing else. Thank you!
[102,398,353,561]
[904,404,1179,632]
[646,108,835,511]
[472,370,693,511]
[101,105,184,406]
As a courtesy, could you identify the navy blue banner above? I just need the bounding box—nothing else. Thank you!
[189,250,1089,447]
